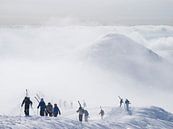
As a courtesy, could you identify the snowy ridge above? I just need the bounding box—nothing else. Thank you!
[1,106,173,129]
[84,33,173,88]
[86,33,161,62]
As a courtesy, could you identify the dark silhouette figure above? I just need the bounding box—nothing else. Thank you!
[120,98,123,107]
[53,104,61,117]
[125,99,130,111]
[76,106,84,122]
[99,109,104,119]
[21,97,32,116]
[37,98,46,116]
[46,102,53,117]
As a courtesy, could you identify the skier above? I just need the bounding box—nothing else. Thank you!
[37,98,46,116]
[118,96,124,107]
[76,106,84,122]
[84,109,89,122]
[21,97,33,116]
[120,99,123,107]
[46,102,53,117]
[99,108,104,119]
[118,96,123,107]
[125,99,130,111]
[53,104,61,117]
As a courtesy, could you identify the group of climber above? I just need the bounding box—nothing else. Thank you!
[118,96,131,111]
[37,98,61,117]
[21,97,61,117]
[75,101,106,122]
[21,94,131,122]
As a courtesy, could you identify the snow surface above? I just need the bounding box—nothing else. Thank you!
[1,106,173,129]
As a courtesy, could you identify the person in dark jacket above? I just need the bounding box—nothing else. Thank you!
[53,104,61,117]
[46,102,53,117]
[37,98,46,116]
[76,106,84,122]
[21,97,32,116]
[120,98,123,107]
[125,99,130,111]
[99,109,104,119]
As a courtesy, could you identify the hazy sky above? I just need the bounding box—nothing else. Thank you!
[0,0,173,25]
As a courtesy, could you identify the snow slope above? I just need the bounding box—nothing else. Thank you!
[1,106,173,129]
[84,33,173,89]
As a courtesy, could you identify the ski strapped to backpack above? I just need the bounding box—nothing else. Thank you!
[34,96,40,103]
[34,94,41,103]
[118,96,122,100]
[78,101,82,107]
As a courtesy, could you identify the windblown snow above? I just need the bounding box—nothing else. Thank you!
[1,106,173,129]
[0,25,173,128]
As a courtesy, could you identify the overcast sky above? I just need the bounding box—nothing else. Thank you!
[0,0,173,25]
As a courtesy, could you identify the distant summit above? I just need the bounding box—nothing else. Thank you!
[86,33,161,63]
[84,33,173,88]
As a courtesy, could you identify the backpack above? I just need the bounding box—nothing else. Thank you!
[85,110,89,116]
[47,105,52,112]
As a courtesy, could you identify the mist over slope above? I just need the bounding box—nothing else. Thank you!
[0,25,173,114]
[84,33,173,88]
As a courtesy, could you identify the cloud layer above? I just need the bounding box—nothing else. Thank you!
[0,0,173,25]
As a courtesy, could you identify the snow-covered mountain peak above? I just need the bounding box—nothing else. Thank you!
[83,33,173,89]
[86,33,161,63]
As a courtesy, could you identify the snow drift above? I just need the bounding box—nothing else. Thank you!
[1,106,173,129]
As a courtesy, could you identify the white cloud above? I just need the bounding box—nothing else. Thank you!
[0,0,173,25]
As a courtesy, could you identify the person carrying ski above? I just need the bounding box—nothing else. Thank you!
[37,98,46,116]
[46,102,53,117]
[84,109,89,122]
[120,98,123,107]
[21,97,33,116]
[53,104,61,117]
[118,96,123,107]
[99,108,104,119]
[76,106,84,122]
[125,99,131,111]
